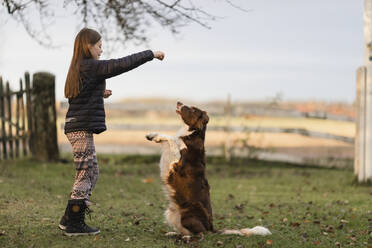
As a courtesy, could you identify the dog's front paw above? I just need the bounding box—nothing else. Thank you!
[182,235,192,243]
[146,132,157,141]
[146,132,163,143]
[165,232,178,236]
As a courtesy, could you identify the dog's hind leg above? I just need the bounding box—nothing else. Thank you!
[181,216,207,235]
[165,206,191,236]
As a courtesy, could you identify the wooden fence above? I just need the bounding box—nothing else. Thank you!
[0,72,32,160]
[0,72,59,161]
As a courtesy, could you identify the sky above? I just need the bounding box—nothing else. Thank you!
[0,0,364,103]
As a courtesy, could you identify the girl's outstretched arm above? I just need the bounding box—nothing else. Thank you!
[83,50,161,80]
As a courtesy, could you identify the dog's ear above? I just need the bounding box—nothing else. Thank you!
[193,112,209,130]
[203,112,209,124]
[194,121,203,130]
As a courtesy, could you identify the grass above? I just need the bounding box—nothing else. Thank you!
[0,154,371,248]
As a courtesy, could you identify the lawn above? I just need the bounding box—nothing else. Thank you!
[0,155,371,248]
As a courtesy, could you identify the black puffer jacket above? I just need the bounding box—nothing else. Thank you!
[64,50,154,134]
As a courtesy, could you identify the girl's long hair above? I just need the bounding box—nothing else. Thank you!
[64,28,101,98]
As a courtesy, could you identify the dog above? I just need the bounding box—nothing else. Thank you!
[146,102,271,238]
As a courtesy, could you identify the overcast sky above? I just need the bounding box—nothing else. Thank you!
[0,0,364,103]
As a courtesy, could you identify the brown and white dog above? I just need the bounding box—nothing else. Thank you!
[146,102,271,237]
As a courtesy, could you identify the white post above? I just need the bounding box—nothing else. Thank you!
[356,67,366,179]
[359,0,372,182]
[224,94,231,162]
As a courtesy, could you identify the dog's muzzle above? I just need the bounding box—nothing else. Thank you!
[176,101,183,114]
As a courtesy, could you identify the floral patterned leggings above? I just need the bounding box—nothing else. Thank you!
[66,131,99,200]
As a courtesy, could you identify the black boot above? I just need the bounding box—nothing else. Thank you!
[63,199,100,236]
[58,203,70,230]
[59,193,73,230]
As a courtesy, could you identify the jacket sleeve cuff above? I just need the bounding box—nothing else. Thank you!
[147,50,155,60]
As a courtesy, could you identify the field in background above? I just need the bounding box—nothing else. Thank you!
[57,99,355,167]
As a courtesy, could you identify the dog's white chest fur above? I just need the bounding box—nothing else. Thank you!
[159,125,192,180]
[147,125,192,182]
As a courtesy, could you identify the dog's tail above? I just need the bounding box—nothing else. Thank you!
[218,226,271,237]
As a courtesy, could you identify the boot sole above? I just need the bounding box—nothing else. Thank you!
[58,224,66,230]
[63,230,100,236]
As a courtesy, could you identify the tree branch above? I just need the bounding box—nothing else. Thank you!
[2,0,247,49]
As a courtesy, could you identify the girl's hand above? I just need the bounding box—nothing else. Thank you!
[104,89,112,98]
[153,51,165,61]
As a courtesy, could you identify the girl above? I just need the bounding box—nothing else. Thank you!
[59,27,164,236]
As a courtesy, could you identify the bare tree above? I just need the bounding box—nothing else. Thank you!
[1,0,248,48]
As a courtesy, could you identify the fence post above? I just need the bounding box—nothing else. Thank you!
[31,72,59,161]
[355,67,366,177]
[357,0,372,182]
[224,94,232,162]
[6,82,14,159]
[25,72,34,156]
[20,79,27,157]
[0,78,6,159]
[15,79,21,158]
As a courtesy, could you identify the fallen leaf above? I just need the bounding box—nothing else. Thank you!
[142,178,153,183]
[313,240,321,245]
[147,202,154,206]
[335,241,341,248]
[282,218,288,223]
[217,241,224,246]
[234,203,245,210]
[125,237,130,242]
[93,235,99,241]
[215,214,225,220]
[304,219,310,223]
[266,240,273,245]
[115,171,124,177]
[325,225,335,233]
[291,222,301,227]
[227,194,234,199]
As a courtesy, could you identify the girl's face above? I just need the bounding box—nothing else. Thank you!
[88,39,102,60]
